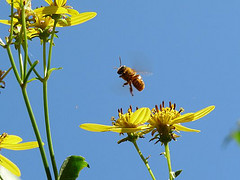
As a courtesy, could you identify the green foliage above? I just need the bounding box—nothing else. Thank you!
[174,170,182,178]
[58,155,89,180]
[232,130,240,146]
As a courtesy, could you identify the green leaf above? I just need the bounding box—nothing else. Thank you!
[27,77,38,83]
[47,67,62,79]
[232,130,240,146]
[58,155,89,180]
[174,170,182,178]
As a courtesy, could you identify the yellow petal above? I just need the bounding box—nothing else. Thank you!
[67,9,79,16]
[0,142,40,150]
[129,108,151,125]
[2,135,22,144]
[6,0,20,9]
[80,123,113,132]
[0,19,18,25]
[34,6,68,15]
[170,113,194,124]
[56,12,97,27]
[192,105,215,121]
[45,0,53,5]
[56,0,67,7]
[109,125,150,133]
[174,124,200,132]
[0,154,21,176]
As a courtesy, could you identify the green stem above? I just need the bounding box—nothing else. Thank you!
[20,43,42,80]
[47,19,58,71]
[27,55,42,80]
[164,142,173,180]
[20,0,28,78]
[132,140,156,180]
[8,0,14,43]
[43,37,58,179]
[21,87,52,180]
[43,80,58,180]
[6,46,22,84]
[43,40,47,77]
[17,46,24,80]
[24,60,39,84]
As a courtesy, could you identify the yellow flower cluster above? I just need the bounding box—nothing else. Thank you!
[80,102,215,144]
[0,0,97,39]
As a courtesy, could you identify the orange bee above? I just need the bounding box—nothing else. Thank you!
[117,57,145,96]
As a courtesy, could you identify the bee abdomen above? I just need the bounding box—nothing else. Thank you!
[132,75,145,91]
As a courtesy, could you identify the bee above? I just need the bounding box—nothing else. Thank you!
[116,57,145,96]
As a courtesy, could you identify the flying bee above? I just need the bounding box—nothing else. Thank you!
[116,57,145,96]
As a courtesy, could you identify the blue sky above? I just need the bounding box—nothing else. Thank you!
[1,0,240,179]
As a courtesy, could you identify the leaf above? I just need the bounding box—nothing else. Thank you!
[170,170,182,179]
[58,155,89,180]
[27,77,38,83]
[174,170,182,178]
[48,67,62,75]
[232,130,240,146]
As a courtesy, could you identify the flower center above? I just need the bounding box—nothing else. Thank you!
[150,102,183,126]
[111,106,138,128]
[149,102,184,144]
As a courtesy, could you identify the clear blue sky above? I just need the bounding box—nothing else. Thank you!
[1,0,240,179]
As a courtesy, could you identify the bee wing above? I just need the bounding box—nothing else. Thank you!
[136,71,153,76]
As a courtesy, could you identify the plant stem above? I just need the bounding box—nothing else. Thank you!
[27,55,42,80]
[21,87,52,180]
[132,140,156,180]
[43,40,47,77]
[17,47,24,80]
[8,0,14,43]
[6,46,22,85]
[164,142,173,180]
[47,19,58,71]
[43,36,58,179]
[20,0,28,78]
[43,80,58,180]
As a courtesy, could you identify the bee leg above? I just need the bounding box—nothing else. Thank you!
[122,82,128,87]
[129,83,134,96]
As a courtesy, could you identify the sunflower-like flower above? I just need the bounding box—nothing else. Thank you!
[80,107,151,134]
[33,0,97,28]
[148,102,215,144]
[35,0,88,16]
[0,133,41,176]
[0,0,97,40]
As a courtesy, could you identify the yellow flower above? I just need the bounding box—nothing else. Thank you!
[0,133,42,176]
[34,0,97,27]
[34,0,83,16]
[80,107,151,134]
[0,0,97,35]
[148,102,215,144]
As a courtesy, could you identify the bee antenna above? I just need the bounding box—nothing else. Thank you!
[119,56,122,66]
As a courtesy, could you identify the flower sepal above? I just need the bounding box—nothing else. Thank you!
[117,133,140,144]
